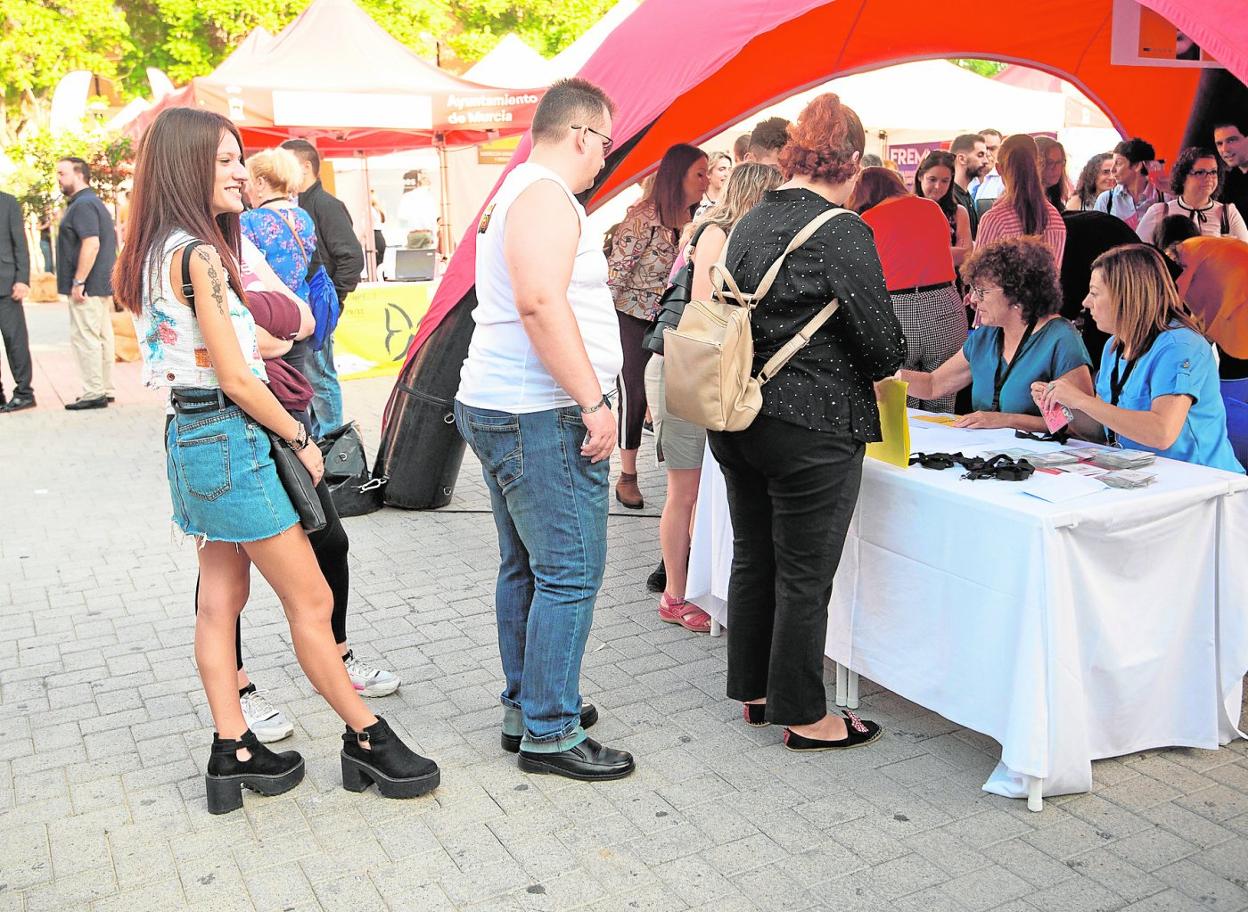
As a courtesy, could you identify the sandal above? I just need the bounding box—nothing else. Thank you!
[658,593,712,633]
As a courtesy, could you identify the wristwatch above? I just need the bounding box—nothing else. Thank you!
[72,279,86,287]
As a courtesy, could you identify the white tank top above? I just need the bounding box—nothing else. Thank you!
[135,230,267,390]
[457,162,623,413]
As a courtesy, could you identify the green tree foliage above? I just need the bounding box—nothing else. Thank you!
[952,59,1007,78]
[0,0,131,137]
[3,125,132,218]
[1,0,614,139]
[447,0,613,61]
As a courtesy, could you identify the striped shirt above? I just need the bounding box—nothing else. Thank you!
[974,199,1067,268]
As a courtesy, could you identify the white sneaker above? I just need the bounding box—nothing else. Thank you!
[343,650,401,697]
[240,687,295,743]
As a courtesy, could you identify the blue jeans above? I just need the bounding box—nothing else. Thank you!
[454,400,609,753]
[305,333,343,437]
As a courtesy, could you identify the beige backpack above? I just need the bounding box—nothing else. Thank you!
[663,207,851,432]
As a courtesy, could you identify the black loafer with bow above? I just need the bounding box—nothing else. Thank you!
[782,710,883,752]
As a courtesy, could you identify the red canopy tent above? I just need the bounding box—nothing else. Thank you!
[409,0,1248,357]
[125,0,544,155]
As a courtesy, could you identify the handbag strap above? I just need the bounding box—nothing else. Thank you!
[714,207,853,309]
[179,239,205,312]
[273,207,309,261]
[757,299,840,384]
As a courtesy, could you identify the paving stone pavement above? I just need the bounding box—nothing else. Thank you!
[3,300,1248,912]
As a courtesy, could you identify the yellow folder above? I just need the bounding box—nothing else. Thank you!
[866,378,911,468]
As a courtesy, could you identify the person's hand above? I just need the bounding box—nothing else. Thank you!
[71,285,86,304]
[581,405,617,463]
[296,439,325,486]
[11,282,29,301]
[953,410,1011,429]
[1031,378,1089,413]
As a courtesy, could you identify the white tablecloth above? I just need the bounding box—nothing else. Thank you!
[686,416,1248,799]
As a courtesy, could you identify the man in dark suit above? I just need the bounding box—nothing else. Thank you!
[279,139,364,436]
[0,190,34,412]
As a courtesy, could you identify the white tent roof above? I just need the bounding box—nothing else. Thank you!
[760,60,1066,138]
[465,33,553,87]
[549,0,640,77]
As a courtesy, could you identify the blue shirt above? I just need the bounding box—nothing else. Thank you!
[963,318,1092,415]
[1092,184,1168,231]
[1096,327,1244,473]
[240,206,317,302]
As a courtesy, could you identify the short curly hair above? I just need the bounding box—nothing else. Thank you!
[960,237,1062,323]
[777,93,865,185]
[1168,146,1222,196]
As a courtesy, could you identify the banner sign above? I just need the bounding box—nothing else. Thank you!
[1111,0,1224,68]
[333,281,435,381]
[887,140,949,185]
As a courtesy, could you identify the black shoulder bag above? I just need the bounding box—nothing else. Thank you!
[180,241,326,533]
[643,222,713,357]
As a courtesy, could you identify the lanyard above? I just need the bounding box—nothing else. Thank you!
[990,320,1038,412]
[1106,348,1138,446]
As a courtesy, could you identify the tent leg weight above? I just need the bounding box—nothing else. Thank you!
[375,290,477,510]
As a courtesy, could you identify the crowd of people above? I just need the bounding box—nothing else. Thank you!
[4,73,1246,811]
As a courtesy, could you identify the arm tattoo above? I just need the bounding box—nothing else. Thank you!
[194,247,228,318]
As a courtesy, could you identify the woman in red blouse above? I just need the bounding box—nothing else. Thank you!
[850,168,967,412]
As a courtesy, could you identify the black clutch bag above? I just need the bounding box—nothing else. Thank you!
[267,431,327,533]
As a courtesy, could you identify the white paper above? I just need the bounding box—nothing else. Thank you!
[1019,472,1107,503]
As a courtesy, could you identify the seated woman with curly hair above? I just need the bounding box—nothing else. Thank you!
[901,236,1094,430]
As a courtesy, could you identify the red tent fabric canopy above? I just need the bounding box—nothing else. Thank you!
[410,0,1248,356]
[126,0,544,154]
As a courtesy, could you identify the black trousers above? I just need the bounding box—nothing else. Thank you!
[615,310,653,451]
[0,294,33,399]
[708,415,865,726]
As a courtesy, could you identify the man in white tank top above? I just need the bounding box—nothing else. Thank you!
[454,79,633,781]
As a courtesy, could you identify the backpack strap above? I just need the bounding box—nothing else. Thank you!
[178,239,205,313]
[757,299,840,384]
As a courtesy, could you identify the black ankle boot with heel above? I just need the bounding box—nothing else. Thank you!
[205,729,305,815]
[341,716,440,799]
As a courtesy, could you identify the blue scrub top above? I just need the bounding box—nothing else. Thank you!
[1096,327,1244,473]
[963,318,1092,416]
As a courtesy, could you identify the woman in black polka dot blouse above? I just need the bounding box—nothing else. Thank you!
[709,93,905,753]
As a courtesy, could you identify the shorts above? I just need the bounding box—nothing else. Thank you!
[166,399,299,543]
[644,355,707,471]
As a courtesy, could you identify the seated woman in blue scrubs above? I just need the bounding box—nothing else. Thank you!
[1034,244,1244,473]
[900,237,1094,432]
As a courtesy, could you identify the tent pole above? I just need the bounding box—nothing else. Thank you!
[437,135,453,260]
[361,151,377,283]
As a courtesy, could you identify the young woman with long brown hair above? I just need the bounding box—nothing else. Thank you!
[114,107,439,814]
[644,162,782,634]
[975,134,1067,267]
[607,143,708,509]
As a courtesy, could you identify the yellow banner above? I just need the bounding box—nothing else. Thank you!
[333,281,435,380]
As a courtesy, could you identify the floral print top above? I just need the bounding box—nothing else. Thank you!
[240,205,318,301]
[607,201,680,320]
[136,230,266,390]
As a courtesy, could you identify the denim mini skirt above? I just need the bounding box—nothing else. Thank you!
[166,400,298,543]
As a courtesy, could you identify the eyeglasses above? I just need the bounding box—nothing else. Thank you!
[1190,169,1219,178]
[970,285,987,301]
[571,124,614,155]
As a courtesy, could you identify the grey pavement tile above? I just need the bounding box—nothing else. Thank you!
[1063,847,1166,903]
[936,864,1031,912]
[6,360,1248,912]
[1104,826,1200,871]
[1154,858,1248,911]
[1119,889,1217,911]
